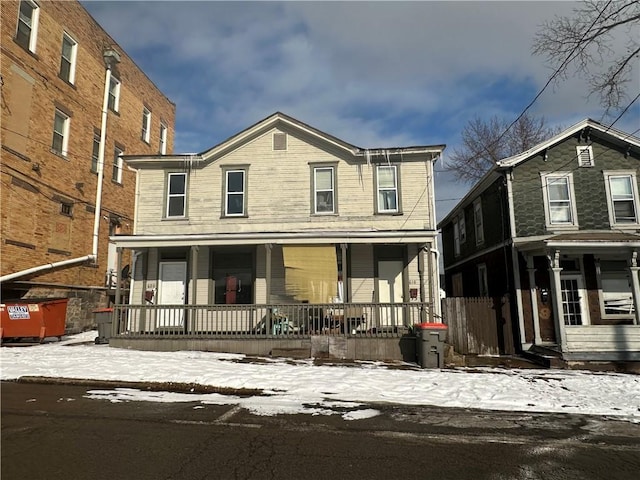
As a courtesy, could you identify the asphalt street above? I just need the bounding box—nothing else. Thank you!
[1,381,639,480]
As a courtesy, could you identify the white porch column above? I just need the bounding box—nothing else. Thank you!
[526,255,542,345]
[190,246,199,305]
[629,251,640,325]
[547,250,567,351]
[265,244,272,304]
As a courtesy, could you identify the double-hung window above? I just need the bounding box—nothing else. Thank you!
[141,107,151,143]
[376,165,399,213]
[604,171,639,226]
[91,131,100,173]
[112,146,123,184]
[598,260,634,319]
[59,33,77,83]
[16,0,39,53]
[166,172,187,218]
[453,220,460,257]
[159,124,167,154]
[51,109,69,157]
[314,166,335,214]
[108,76,120,112]
[473,198,484,245]
[541,172,578,229]
[225,169,246,217]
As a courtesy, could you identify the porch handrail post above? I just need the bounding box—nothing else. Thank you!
[629,251,640,325]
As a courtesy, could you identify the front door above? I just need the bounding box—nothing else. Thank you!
[378,260,404,326]
[560,274,588,326]
[157,261,186,327]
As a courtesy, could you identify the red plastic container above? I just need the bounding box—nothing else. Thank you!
[0,298,68,343]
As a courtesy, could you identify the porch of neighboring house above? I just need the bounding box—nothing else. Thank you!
[107,238,440,361]
[516,239,640,362]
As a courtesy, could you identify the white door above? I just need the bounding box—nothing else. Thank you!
[560,274,589,326]
[157,261,186,327]
[378,260,404,326]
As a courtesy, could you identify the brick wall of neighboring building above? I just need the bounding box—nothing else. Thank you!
[1,0,176,331]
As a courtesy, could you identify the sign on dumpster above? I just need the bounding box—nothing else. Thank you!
[7,305,31,320]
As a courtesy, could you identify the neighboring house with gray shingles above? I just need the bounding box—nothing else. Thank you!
[439,119,640,362]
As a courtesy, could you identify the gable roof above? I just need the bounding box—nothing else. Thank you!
[438,118,640,228]
[123,112,445,167]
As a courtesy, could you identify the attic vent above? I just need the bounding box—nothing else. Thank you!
[273,132,287,151]
[576,146,594,167]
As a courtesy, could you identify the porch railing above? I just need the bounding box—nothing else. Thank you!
[112,302,435,339]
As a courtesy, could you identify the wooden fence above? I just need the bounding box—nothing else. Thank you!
[442,296,514,356]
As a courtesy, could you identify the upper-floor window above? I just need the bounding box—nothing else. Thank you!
[376,165,399,213]
[576,146,594,167]
[166,172,187,218]
[458,213,466,244]
[108,76,120,112]
[224,169,246,217]
[604,171,639,226]
[159,123,167,154]
[453,220,460,257]
[16,0,39,53]
[141,107,151,143]
[473,198,484,245]
[91,131,100,173]
[541,172,578,229]
[51,109,69,157]
[313,166,336,214]
[59,33,77,84]
[112,146,123,184]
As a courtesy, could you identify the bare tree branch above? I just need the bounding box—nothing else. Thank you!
[533,0,640,113]
[446,114,560,184]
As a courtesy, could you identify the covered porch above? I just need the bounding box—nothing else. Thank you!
[515,233,640,361]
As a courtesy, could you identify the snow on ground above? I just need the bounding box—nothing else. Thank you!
[1,331,639,422]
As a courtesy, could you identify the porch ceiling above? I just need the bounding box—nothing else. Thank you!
[110,230,438,248]
[515,232,640,254]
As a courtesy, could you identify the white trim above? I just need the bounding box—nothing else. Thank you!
[52,109,70,157]
[142,107,151,143]
[603,170,640,228]
[166,172,187,218]
[17,0,39,53]
[225,169,246,217]
[576,145,594,167]
[112,146,124,184]
[540,172,579,230]
[159,123,167,154]
[560,272,590,326]
[313,166,335,214]
[60,32,77,84]
[376,165,399,213]
[108,76,121,112]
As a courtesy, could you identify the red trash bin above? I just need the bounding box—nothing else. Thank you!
[0,298,68,343]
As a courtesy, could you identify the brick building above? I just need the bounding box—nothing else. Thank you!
[1,0,176,332]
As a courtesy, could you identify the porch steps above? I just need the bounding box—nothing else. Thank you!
[521,345,566,369]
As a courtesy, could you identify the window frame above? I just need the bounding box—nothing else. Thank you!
[540,172,579,230]
[222,167,247,218]
[603,170,640,228]
[165,172,187,219]
[16,0,39,53]
[453,220,460,257]
[90,131,100,173]
[473,198,484,245]
[108,76,121,112]
[111,146,124,184]
[159,123,167,154]
[51,109,70,157]
[59,32,77,84]
[375,164,401,214]
[312,164,337,215]
[596,259,635,320]
[458,213,466,244]
[576,145,594,167]
[141,107,151,143]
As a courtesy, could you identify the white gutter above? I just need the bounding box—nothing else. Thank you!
[1,50,119,285]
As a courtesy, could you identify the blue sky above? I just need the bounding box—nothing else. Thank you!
[82,1,639,221]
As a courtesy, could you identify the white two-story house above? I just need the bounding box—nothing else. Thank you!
[109,112,445,360]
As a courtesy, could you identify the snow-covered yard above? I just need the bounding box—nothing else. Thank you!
[1,331,638,422]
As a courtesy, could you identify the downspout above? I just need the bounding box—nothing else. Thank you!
[428,246,441,319]
[0,50,120,284]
